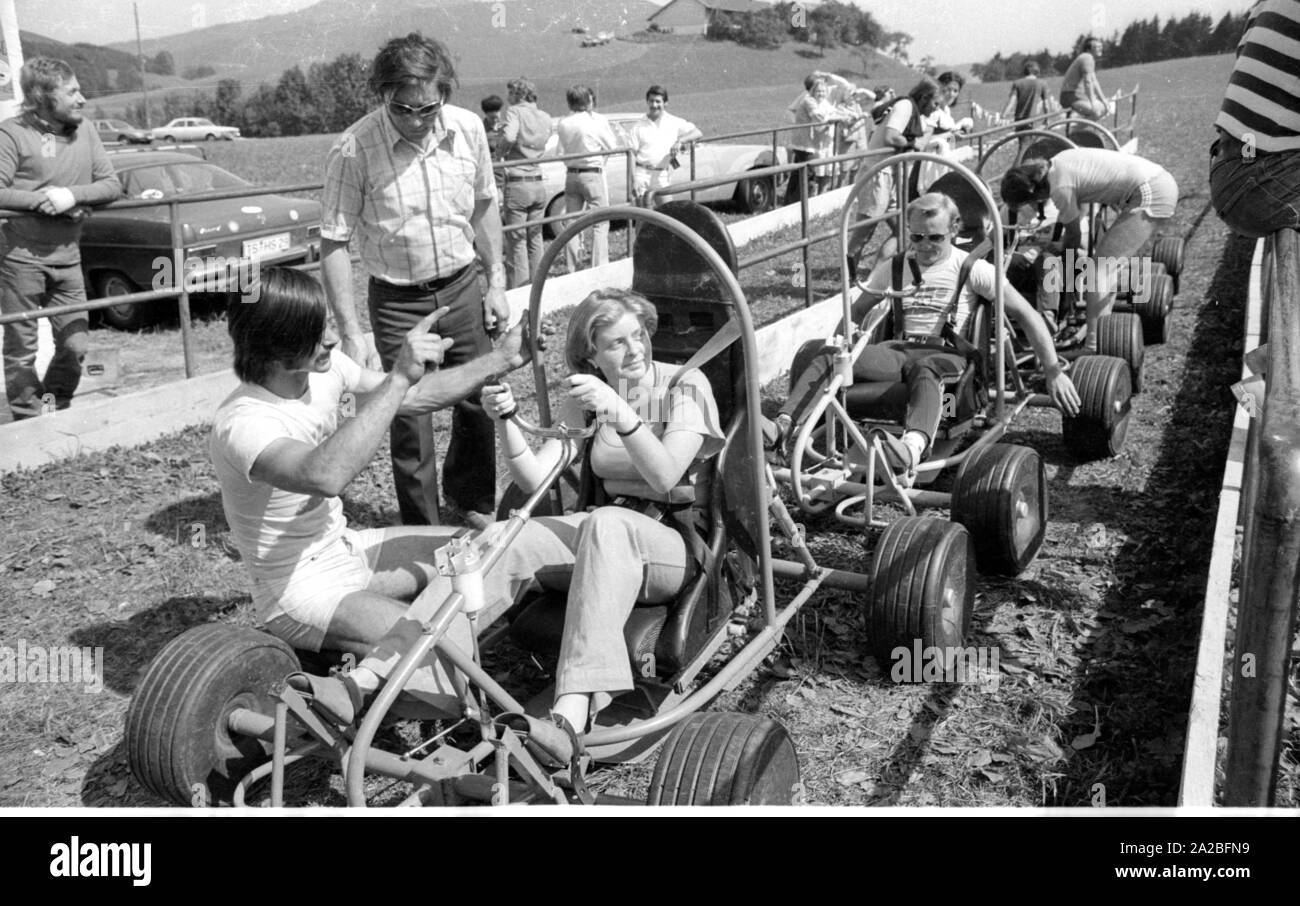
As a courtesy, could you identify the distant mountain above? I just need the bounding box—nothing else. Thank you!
[109,0,664,85]
[92,0,916,112]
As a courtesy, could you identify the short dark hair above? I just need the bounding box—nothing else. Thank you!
[999,159,1051,208]
[1024,60,1040,76]
[368,33,457,101]
[645,84,668,103]
[481,94,504,114]
[566,85,595,111]
[937,71,965,89]
[20,57,76,113]
[227,267,328,385]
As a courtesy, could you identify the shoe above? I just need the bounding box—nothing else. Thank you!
[287,671,367,726]
[762,415,792,464]
[441,501,494,531]
[873,430,918,489]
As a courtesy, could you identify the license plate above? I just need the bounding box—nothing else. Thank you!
[242,232,290,259]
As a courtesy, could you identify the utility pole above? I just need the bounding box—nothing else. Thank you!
[134,2,150,128]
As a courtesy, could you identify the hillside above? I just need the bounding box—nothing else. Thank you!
[18,31,186,102]
[91,0,915,112]
[109,0,662,85]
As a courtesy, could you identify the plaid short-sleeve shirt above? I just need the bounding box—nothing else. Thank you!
[321,103,497,284]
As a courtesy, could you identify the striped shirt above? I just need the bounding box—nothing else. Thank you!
[1216,0,1300,153]
[321,103,496,283]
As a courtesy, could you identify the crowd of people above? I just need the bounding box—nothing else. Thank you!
[3,5,1295,752]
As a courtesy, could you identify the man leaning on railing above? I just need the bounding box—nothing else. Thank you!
[0,57,122,421]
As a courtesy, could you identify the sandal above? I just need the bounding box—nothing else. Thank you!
[286,671,367,726]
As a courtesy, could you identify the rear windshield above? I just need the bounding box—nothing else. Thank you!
[122,162,250,198]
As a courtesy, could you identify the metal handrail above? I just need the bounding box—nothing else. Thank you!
[1223,228,1300,805]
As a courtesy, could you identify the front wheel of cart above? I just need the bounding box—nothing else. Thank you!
[646,712,801,805]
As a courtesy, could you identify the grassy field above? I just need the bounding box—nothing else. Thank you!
[2,49,1274,808]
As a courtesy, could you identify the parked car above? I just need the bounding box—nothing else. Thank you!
[82,150,321,330]
[155,117,240,142]
[93,118,152,144]
[530,112,788,238]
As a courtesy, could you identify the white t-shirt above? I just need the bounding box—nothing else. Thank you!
[209,351,364,582]
[864,247,996,336]
[627,111,698,169]
[1048,148,1167,224]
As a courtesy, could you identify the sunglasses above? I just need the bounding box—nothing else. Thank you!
[388,99,444,120]
[909,232,951,244]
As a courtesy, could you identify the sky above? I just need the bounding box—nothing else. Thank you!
[16,0,1255,62]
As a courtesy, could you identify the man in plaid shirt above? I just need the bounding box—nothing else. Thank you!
[321,33,509,529]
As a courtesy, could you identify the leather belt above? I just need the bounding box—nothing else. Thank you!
[505,174,544,182]
[372,264,471,294]
[567,167,602,173]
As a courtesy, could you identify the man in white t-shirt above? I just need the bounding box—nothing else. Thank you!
[209,266,529,659]
[775,193,1078,483]
[626,84,703,205]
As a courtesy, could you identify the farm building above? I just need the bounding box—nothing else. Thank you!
[647,0,771,36]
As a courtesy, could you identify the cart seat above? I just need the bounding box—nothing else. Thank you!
[509,202,752,684]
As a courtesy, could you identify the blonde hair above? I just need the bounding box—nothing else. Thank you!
[564,288,658,376]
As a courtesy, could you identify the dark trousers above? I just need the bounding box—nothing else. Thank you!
[368,266,496,524]
[782,340,966,443]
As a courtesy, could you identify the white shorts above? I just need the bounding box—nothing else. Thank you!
[257,527,389,652]
[1124,169,1178,220]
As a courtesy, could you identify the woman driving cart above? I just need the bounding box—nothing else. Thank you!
[294,288,724,757]
[482,288,724,743]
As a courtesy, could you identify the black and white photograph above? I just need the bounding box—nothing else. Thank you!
[0,0,1291,877]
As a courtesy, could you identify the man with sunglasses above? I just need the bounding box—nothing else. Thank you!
[773,193,1079,484]
[321,33,508,530]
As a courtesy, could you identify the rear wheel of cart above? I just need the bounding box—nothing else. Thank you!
[1095,312,1145,393]
[951,443,1047,577]
[1062,354,1133,460]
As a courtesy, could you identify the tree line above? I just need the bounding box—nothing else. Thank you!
[703,0,912,65]
[122,53,371,138]
[973,9,1252,83]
